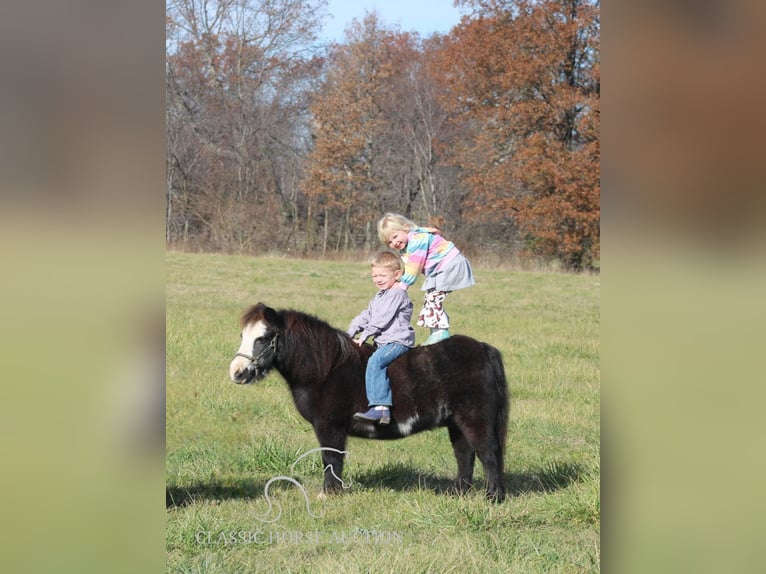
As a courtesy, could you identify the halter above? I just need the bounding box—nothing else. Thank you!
[234,333,279,366]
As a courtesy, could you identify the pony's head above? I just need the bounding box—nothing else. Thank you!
[229,303,281,384]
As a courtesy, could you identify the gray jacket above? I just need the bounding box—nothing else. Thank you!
[347,287,415,347]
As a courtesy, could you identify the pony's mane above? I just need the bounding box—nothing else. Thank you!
[282,309,357,365]
[239,304,358,367]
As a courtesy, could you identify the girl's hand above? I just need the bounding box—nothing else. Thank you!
[396,281,409,290]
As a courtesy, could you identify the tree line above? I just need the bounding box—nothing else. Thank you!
[166,0,599,270]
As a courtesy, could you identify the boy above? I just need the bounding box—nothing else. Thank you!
[347,251,415,424]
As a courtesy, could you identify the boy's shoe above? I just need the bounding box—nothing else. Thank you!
[353,406,391,425]
[422,329,450,346]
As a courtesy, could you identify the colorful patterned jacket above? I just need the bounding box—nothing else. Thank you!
[399,227,460,287]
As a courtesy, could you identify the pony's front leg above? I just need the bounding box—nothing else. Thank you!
[313,424,348,494]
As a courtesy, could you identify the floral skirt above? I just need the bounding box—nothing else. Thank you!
[417,253,474,329]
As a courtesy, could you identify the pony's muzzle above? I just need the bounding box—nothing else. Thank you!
[229,357,256,384]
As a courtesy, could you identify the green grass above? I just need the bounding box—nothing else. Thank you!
[166,251,600,572]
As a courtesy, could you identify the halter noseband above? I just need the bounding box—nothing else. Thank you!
[234,333,279,366]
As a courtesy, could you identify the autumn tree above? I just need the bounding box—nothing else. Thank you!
[441,0,600,269]
[304,13,402,252]
[166,0,328,252]
[397,34,465,227]
[165,0,600,269]
[303,12,461,253]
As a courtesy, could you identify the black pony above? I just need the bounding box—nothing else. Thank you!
[229,302,510,501]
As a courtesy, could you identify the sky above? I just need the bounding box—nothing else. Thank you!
[320,0,466,43]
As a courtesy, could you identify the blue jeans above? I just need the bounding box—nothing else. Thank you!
[365,343,410,407]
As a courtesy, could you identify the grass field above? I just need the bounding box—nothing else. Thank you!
[166,251,600,573]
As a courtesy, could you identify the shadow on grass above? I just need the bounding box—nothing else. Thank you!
[506,461,587,496]
[353,460,587,498]
[167,461,588,507]
[166,479,266,508]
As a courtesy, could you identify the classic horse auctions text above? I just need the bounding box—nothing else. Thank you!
[195,529,404,546]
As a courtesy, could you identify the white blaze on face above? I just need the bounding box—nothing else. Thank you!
[229,320,268,381]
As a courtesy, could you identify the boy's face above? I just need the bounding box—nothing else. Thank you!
[371,265,401,291]
[387,230,409,250]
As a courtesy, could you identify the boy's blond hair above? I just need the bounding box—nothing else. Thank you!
[370,250,404,273]
[377,212,418,244]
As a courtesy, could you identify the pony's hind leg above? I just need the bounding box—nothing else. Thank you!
[453,420,506,502]
[480,443,506,502]
[447,424,476,495]
[473,431,506,502]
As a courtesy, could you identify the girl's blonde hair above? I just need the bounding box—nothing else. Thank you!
[370,250,404,273]
[377,212,419,244]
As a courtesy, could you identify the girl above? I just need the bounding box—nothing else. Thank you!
[377,212,474,345]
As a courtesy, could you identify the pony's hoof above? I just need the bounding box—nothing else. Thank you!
[317,491,327,501]
[487,491,506,503]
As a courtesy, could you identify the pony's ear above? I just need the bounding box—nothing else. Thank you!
[254,302,281,328]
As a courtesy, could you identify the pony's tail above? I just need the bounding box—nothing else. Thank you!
[485,344,510,460]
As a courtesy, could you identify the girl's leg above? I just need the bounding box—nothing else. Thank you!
[417,289,450,329]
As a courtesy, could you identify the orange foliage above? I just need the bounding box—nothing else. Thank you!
[166,0,599,267]
[436,0,600,269]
